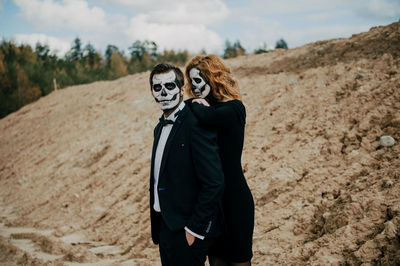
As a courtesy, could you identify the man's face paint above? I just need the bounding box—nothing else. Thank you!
[189,68,211,98]
[152,71,181,111]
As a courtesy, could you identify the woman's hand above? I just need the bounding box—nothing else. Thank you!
[192,98,210,107]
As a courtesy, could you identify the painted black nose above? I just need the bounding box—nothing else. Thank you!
[161,88,167,96]
[191,85,197,91]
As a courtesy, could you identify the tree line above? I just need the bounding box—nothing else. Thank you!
[223,38,288,58]
[0,37,288,118]
[0,38,190,118]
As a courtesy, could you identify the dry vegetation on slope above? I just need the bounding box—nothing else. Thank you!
[0,22,399,265]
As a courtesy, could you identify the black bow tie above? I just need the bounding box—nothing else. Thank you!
[159,109,183,126]
[159,116,174,126]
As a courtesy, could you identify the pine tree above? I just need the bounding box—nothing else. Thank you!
[275,38,288,49]
[224,40,246,59]
[70,37,83,62]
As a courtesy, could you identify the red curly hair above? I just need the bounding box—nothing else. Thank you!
[185,54,242,101]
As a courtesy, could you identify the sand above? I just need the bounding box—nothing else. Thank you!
[0,22,399,265]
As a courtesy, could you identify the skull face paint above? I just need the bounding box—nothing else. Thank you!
[152,71,181,110]
[189,68,211,98]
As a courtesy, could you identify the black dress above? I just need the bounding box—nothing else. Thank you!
[189,99,254,262]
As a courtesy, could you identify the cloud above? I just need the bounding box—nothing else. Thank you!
[124,14,224,52]
[13,34,71,56]
[94,0,228,25]
[119,0,228,52]
[97,0,228,20]
[12,0,227,53]
[359,0,400,19]
[94,0,164,10]
[248,0,399,19]
[13,0,107,31]
[146,1,228,25]
[249,0,350,15]
[305,10,353,22]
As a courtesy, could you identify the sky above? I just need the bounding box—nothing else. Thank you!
[0,0,399,57]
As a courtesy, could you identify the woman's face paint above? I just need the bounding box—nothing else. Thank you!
[189,68,210,98]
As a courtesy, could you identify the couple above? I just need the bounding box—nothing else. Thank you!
[149,54,254,266]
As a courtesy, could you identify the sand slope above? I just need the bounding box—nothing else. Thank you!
[0,22,399,265]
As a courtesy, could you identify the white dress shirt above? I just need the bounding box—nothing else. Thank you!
[153,101,185,212]
[153,101,205,240]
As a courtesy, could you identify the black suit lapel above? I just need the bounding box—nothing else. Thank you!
[150,122,162,191]
[159,106,188,176]
[152,123,163,158]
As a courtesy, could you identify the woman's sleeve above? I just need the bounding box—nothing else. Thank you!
[191,102,237,128]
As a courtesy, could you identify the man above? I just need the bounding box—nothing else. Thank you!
[149,63,224,265]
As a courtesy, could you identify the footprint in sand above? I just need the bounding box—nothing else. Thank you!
[0,222,145,265]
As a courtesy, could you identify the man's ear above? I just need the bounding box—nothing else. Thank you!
[180,86,185,96]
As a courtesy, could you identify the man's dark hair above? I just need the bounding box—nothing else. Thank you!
[149,63,184,89]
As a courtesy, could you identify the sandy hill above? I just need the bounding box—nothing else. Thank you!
[0,22,399,265]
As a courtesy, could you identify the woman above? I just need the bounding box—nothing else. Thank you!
[185,54,254,266]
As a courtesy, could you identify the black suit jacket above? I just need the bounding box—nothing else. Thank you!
[150,103,224,244]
